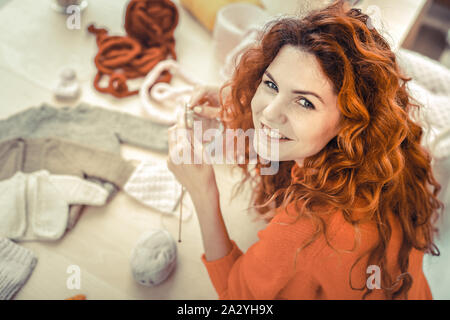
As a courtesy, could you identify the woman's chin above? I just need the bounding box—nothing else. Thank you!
[254,145,283,162]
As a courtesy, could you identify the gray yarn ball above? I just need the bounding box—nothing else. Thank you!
[130,229,177,287]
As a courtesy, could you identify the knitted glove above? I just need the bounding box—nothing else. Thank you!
[0,238,37,300]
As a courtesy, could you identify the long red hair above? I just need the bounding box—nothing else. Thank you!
[219,0,444,299]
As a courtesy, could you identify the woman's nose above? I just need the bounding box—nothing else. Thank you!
[262,96,287,124]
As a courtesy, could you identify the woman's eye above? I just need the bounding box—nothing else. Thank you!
[297,98,315,110]
[263,80,278,92]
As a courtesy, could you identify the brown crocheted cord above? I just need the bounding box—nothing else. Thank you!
[88,0,178,98]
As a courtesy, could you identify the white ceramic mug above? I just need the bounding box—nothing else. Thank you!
[51,0,88,13]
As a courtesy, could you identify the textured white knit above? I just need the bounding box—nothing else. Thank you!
[0,170,109,241]
[395,48,450,160]
[0,238,37,300]
[124,160,188,219]
[407,80,450,160]
[397,48,450,96]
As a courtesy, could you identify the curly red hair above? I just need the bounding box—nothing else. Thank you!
[219,0,444,299]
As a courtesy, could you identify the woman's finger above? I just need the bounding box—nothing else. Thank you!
[188,85,209,107]
[193,104,221,119]
[188,85,220,108]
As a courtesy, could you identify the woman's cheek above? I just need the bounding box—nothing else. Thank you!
[251,86,268,114]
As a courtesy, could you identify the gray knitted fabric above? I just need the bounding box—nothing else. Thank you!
[0,238,37,300]
[0,102,169,154]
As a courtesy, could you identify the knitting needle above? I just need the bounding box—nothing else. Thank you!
[178,187,185,243]
[178,102,192,243]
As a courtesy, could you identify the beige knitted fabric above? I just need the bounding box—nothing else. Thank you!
[0,137,135,188]
[0,170,109,241]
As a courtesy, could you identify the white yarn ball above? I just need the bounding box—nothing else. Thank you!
[130,229,177,287]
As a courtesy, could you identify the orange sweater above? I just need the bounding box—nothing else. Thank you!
[201,201,432,300]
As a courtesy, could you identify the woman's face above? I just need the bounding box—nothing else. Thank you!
[251,45,342,166]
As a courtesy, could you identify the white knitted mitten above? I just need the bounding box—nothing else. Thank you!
[0,238,37,300]
[124,159,187,217]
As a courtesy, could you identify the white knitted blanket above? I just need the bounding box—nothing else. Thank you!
[397,49,450,160]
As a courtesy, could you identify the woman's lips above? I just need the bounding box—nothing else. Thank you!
[261,123,292,141]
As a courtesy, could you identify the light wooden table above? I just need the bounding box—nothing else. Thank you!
[0,0,440,300]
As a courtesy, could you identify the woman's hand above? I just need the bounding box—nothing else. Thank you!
[166,105,218,200]
[167,84,233,261]
[188,84,221,120]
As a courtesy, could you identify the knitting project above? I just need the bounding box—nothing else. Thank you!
[124,159,188,218]
[88,0,179,98]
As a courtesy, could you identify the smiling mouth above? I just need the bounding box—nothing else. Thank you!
[260,123,292,141]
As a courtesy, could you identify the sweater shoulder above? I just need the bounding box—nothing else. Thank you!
[260,201,348,262]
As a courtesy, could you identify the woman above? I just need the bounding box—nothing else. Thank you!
[167,0,444,299]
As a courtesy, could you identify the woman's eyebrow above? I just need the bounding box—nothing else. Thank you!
[264,71,324,104]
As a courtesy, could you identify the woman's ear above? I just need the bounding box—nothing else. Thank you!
[332,112,344,136]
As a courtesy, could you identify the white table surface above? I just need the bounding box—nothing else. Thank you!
[0,0,447,300]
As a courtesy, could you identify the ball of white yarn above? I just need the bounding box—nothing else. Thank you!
[130,229,177,287]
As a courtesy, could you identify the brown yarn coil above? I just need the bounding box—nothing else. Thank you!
[88,0,179,98]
